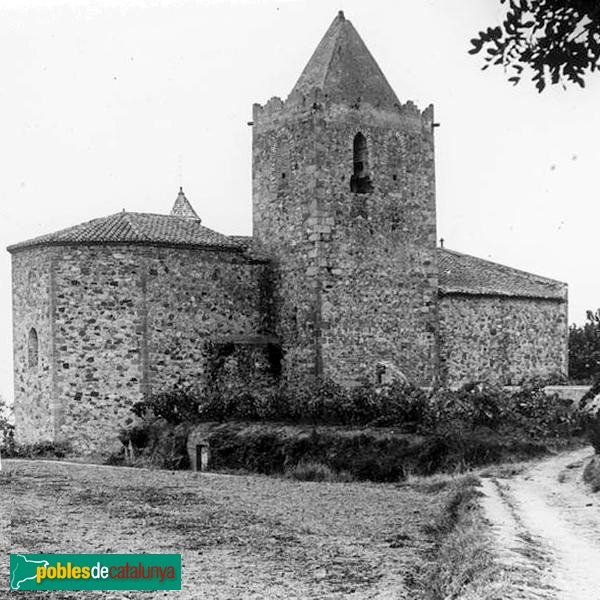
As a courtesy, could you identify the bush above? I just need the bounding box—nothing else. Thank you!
[131,379,200,425]
[131,376,586,440]
[285,460,353,482]
[569,309,600,383]
[113,419,193,470]
[0,397,15,455]
[587,415,600,454]
[1,426,15,456]
[201,423,553,482]
[9,440,72,459]
[583,456,600,492]
[125,376,588,476]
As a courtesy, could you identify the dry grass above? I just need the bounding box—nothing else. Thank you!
[416,476,514,600]
[480,462,528,479]
[1,459,450,599]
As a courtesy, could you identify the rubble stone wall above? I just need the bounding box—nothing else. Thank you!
[438,294,568,386]
[11,248,57,445]
[252,98,438,385]
[12,244,268,452]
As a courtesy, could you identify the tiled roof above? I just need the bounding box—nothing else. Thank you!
[288,11,400,110]
[7,211,244,252]
[438,248,566,300]
[229,236,273,262]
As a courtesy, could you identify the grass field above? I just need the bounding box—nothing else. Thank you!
[0,459,453,599]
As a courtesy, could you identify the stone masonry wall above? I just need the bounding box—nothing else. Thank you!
[19,243,267,453]
[11,248,57,445]
[51,245,146,452]
[253,98,438,385]
[143,247,269,393]
[438,294,568,386]
[253,101,321,379]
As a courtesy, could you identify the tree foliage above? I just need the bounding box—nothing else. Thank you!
[0,395,14,453]
[470,0,600,91]
[569,309,600,382]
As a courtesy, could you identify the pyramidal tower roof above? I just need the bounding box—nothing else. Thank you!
[288,11,401,110]
[170,187,200,220]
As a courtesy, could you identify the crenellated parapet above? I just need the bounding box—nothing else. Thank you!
[253,92,435,134]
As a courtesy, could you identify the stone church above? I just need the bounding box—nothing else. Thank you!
[8,12,568,451]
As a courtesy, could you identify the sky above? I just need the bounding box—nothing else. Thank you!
[0,0,599,403]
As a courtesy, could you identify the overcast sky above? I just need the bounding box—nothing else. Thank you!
[1,0,599,402]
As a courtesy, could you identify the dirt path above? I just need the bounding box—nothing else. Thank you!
[480,447,600,600]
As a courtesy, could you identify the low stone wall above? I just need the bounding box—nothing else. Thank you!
[544,385,590,405]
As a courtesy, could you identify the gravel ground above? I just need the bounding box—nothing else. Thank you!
[0,459,444,599]
[480,447,600,600]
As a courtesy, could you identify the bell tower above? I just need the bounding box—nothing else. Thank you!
[252,11,438,385]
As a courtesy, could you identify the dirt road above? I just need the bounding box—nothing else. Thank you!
[480,447,600,600]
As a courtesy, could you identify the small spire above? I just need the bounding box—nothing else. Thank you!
[440,237,444,248]
[337,10,345,20]
[170,187,200,220]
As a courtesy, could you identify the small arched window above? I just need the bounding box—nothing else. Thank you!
[28,327,39,368]
[275,138,291,188]
[350,132,373,194]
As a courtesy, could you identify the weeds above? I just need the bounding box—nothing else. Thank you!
[285,461,354,482]
[587,415,600,454]
[418,476,508,600]
[7,440,72,459]
[583,456,600,492]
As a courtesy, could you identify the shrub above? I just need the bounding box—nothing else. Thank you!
[587,415,600,454]
[114,419,193,470]
[123,375,588,475]
[506,384,581,439]
[131,379,200,425]
[0,397,15,455]
[580,375,600,408]
[131,375,587,440]
[118,423,150,448]
[203,423,552,482]
[10,440,72,459]
[1,426,15,456]
[569,309,600,383]
[285,461,353,482]
[583,456,600,492]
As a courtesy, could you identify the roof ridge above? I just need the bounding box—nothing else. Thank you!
[121,211,149,242]
[318,13,343,91]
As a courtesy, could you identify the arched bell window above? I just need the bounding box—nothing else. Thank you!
[28,327,39,368]
[350,132,373,194]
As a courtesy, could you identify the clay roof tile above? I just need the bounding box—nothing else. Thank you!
[438,248,566,300]
[288,11,401,110]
